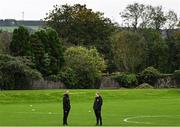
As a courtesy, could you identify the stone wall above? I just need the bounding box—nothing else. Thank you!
[100,77,119,88]
[30,80,65,89]
[100,75,179,89]
[155,75,177,88]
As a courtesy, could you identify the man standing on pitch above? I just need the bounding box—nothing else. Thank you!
[93,92,103,126]
[63,91,71,126]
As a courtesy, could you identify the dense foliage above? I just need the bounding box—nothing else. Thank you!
[45,4,114,48]
[0,54,42,90]
[111,72,138,88]
[30,28,64,76]
[60,46,106,88]
[139,29,169,73]
[58,68,78,89]
[0,3,179,89]
[10,26,31,56]
[112,31,147,72]
[138,66,161,86]
[45,4,115,72]
[120,3,178,30]
[173,70,180,86]
[0,31,12,54]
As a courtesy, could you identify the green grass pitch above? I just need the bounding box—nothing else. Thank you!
[0,89,180,126]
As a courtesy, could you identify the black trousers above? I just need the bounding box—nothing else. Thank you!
[94,109,102,125]
[63,109,70,125]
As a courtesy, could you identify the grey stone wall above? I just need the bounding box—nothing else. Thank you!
[155,76,177,88]
[100,75,179,89]
[100,77,119,88]
[30,80,65,89]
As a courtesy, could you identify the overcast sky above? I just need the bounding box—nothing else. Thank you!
[0,0,179,24]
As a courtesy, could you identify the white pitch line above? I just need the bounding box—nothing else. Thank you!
[0,111,61,115]
[123,115,180,125]
[124,116,153,124]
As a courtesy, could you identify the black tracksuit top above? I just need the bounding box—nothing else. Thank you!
[63,94,71,110]
[93,96,103,111]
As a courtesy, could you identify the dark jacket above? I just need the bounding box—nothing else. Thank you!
[93,96,103,111]
[63,94,71,110]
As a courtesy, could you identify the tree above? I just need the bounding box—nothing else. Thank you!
[120,3,178,30]
[112,31,147,72]
[140,5,154,28]
[0,32,12,54]
[10,26,31,56]
[0,54,42,90]
[30,28,64,76]
[139,66,161,86]
[45,4,115,66]
[177,21,180,28]
[152,40,169,72]
[120,3,145,30]
[58,67,78,89]
[0,37,4,53]
[176,42,180,70]
[30,33,47,75]
[172,32,180,70]
[150,6,167,30]
[140,29,169,72]
[61,46,106,88]
[165,10,178,29]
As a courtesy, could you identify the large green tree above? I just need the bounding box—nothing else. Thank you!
[165,10,178,29]
[60,46,106,89]
[10,26,31,56]
[0,54,42,90]
[140,29,169,72]
[30,28,64,76]
[0,32,12,54]
[120,3,145,30]
[171,32,180,70]
[45,4,115,71]
[150,6,167,30]
[120,3,178,30]
[112,31,147,72]
[0,37,4,53]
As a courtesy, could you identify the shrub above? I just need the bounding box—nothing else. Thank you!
[139,66,161,86]
[46,75,60,82]
[62,46,106,89]
[0,54,42,90]
[111,72,138,88]
[58,68,78,89]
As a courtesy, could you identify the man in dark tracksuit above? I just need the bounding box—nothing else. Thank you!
[63,91,71,126]
[93,92,103,126]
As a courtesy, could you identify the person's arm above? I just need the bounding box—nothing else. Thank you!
[67,97,70,108]
[93,98,97,110]
[100,97,103,106]
[63,96,66,108]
